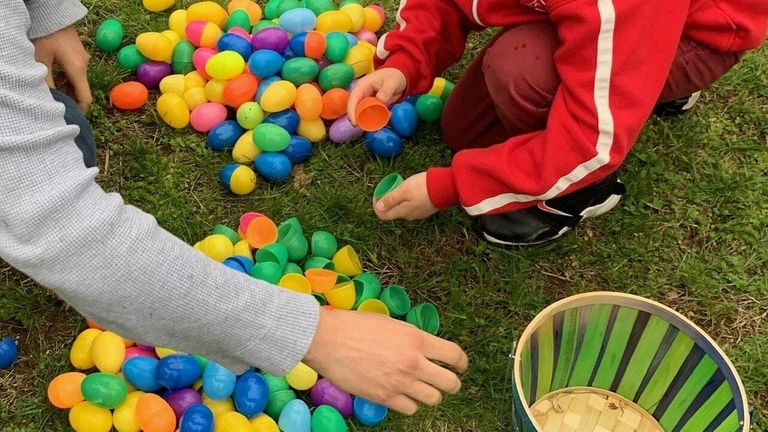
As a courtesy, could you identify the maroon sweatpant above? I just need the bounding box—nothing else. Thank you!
[441,21,743,152]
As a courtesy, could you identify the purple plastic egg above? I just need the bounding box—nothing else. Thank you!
[316,56,331,70]
[251,27,290,53]
[329,115,363,143]
[310,378,353,418]
[136,61,172,89]
[167,388,203,419]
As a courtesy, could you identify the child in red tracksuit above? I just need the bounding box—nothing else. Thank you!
[347,0,768,245]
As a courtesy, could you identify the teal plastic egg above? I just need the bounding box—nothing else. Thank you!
[281,57,319,86]
[95,19,124,52]
[311,405,348,432]
[202,360,236,400]
[317,63,354,91]
[278,399,311,432]
[324,32,350,63]
[81,372,128,409]
[122,356,162,392]
[117,44,148,72]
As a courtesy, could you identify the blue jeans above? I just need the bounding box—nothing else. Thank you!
[51,89,97,168]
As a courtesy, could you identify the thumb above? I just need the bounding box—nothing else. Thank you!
[375,188,404,212]
[376,80,399,104]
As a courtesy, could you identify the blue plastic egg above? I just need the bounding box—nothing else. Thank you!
[0,336,18,369]
[217,34,254,60]
[122,356,162,392]
[281,136,312,164]
[264,109,300,134]
[343,32,358,47]
[248,50,285,79]
[279,8,317,35]
[255,75,282,103]
[353,397,388,426]
[157,354,202,390]
[404,95,419,105]
[202,360,237,400]
[180,403,214,432]
[390,102,418,138]
[223,256,254,273]
[365,128,403,159]
[254,153,293,181]
[278,399,311,432]
[233,371,269,417]
[208,120,245,152]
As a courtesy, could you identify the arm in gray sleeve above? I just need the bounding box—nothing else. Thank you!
[0,1,320,375]
[25,0,88,39]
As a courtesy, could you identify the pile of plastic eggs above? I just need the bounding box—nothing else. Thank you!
[48,211,439,431]
[100,0,452,192]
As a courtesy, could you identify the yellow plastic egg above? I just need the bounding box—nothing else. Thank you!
[285,362,318,390]
[228,165,258,195]
[155,347,177,358]
[250,414,279,432]
[143,0,175,12]
[316,11,353,33]
[202,234,234,262]
[205,51,245,80]
[136,32,174,62]
[215,412,252,432]
[169,10,188,38]
[113,391,144,432]
[362,6,383,32]
[340,3,365,32]
[70,328,102,370]
[344,45,373,78]
[69,401,113,432]
[205,79,228,103]
[157,93,191,129]
[233,239,252,257]
[202,394,235,416]
[159,74,186,96]
[91,331,126,373]
[161,30,181,60]
[187,1,229,28]
[183,87,208,110]
[185,71,208,89]
[297,118,327,142]
[260,80,297,113]
[232,130,260,163]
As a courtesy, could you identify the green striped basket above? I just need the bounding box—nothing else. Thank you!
[509,292,750,432]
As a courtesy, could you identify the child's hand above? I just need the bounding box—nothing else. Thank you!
[32,26,92,111]
[373,172,439,221]
[347,68,407,125]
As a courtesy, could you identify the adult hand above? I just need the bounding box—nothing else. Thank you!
[304,308,468,415]
[347,68,407,125]
[373,172,439,221]
[32,26,92,111]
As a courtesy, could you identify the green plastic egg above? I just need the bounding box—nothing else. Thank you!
[262,373,290,393]
[276,0,303,16]
[249,262,284,284]
[306,0,336,15]
[281,58,319,86]
[282,262,304,276]
[81,373,128,409]
[95,19,124,53]
[253,19,280,32]
[226,9,252,31]
[264,0,283,20]
[312,405,348,432]
[318,63,354,91]
[265,389,296,419]
[324,32,350,64]
[117,44,147,72]
[237,102,265,129]
[415,94,444,122]
[193,354,210,371]
[172,40,196,74]
[339,0,360,6]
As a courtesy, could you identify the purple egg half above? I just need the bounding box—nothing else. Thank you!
[136,61,172,89]
[329,115,363,144]
[167,388,203,419]
[310,378,354,418]
[251,27,290,53]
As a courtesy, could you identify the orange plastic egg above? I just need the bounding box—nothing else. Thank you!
[48,372,86,409]
[223,74,260,107]
[295,83,323,120]
[186,21,223,48]
[187,1,229,28]
[320,88,349,120]
[136,393,176,432]
[110,82,149,110]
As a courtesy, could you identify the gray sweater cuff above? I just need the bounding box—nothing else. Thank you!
[26,0,87,39]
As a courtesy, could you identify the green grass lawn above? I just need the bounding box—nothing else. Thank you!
[1,1,767,431]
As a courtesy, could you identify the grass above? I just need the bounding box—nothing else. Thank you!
[1,0,766,430]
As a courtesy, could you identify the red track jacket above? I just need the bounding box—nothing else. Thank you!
[376,0,768,215]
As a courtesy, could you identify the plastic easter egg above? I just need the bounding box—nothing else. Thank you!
[312,405,348,432]
[168,388,202,419]
[328,115,362,143]
[157,93,191,129]
[247,49,285,78]
[223,74,259,108]
[219,163,257,195]
[366,128,403,159]
[340,3,364,32]
[344,45,372,78]
[251,413,279,432]
[275,0,302,16]
[192,47,216,79]
[136,32,173,61]
[316,11,353,33]
[187,1,229,28]
[252,123,291,151]
[245,215,279,248]
[125,345,157,360]
[110,81,148,110]
[122,356,161,392]
[253,19,280,31]
[251,27,290,53]
[137,61,173,89]
[415,94,444,122]
[48,372,86,409]
[96,19,123,52]
[325,282,355,309]
[310,379,353,418]
[343,32,358,48]
[212,224,242,245]
[324,32,350,63]
[320,88,349,120]
[155,347,177,358]
[208,120,245,151]
[229,0,263,24]
[162,29,181,49]
[288,31,325,59]
[294,84,322,120]
[427,77,454,101]
[169,10,188,38]
[390,102,418,137]
[278,399,311,432]
[279,8,317,34]
[185,71,207,88]
[180,403,214,432]
[332,245,362,276]
[263,389,295,419]
[353,397,387,426]
[264,109,299,134]
[236,102,265,129]
[362,6,383,32]
[225,9,251,32]
[190,103,228,132]
[91,331,126,373]
[255,75,281,102]
[202,393,235,416]
[249,261,283,283]
[69,401,112,432]
[157,355,202,390]
[202,360,237,400]
[282,262,304,276]
[70,329,102,370]
[204,79,227,103]
[113,391,144,432]
[172,41,196,74]
[260,373,289,394]
[281,135,312,164]
[353,28,378,45]
[297,118,326,142]
[304,0,334,15]
[228,27,252,42]
[223,255,254,273]
[232,372,269,417]
[217,33,253,60]
[137,393,176,432]
[284,362,317,391]
[215,412,252,432]
[281,57,319,86]
[233,130,260,163]
[260,80,297,112]
[81,372,128,409]
[186,21,223,49]
[201,234,234,261]
[206,51,245,80]
[233,238,253,257]
[318,63,354,91]
[143,0,174,12]
[117,44,148,72]
[254,153,292,181]
[184,87,208,110]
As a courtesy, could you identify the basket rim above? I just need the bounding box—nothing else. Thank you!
[512,291,750,431]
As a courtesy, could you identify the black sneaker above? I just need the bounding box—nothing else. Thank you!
[474,177,626,246]
[653,91,701,118]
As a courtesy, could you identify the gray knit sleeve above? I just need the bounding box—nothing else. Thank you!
[25,0,87,39]
[1,1,320,375]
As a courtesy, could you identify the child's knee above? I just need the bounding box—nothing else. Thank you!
[51,89,97,168]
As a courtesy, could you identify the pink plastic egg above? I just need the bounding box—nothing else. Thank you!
[186,20,223,48]
[192,47,217,80]
[190,102,228,132]
[354,29,378,45]
[227,27,252,41]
